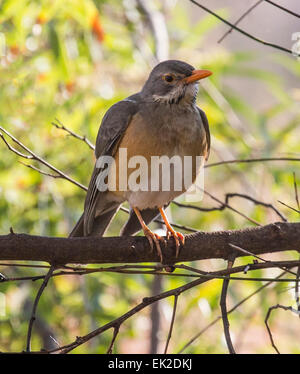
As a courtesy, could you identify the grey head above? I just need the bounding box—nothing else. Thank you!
[141,60,212,106]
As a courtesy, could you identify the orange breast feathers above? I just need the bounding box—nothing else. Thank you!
[108,113,208,195]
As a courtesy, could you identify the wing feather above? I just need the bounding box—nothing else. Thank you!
[197,107,210,160]
[83,98,139,235]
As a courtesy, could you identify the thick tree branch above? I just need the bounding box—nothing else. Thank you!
[0,222,299,265]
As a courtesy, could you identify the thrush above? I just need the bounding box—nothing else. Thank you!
[69,60,212,262]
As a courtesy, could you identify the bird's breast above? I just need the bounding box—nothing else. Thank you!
[108,110,207,209]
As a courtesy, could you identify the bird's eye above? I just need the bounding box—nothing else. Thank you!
[163,74,174,83]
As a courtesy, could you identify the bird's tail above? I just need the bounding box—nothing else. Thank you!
[69,206,121,238]
[69,213,84,237]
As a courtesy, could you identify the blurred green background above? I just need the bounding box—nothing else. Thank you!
[0,0,300,353]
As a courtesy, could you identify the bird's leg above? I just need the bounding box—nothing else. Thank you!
[159,207,185,257]
[133,207,165,262]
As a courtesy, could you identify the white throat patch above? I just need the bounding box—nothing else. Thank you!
[152,83,198,106]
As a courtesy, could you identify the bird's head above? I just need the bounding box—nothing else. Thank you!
[141,60,212,106]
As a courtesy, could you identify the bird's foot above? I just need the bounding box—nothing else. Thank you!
[167,229,185,257]
[143,228,166,263]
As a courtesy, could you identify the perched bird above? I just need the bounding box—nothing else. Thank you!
[70,60,212,262]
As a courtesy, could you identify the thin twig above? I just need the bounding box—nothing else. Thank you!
[164,294,179,354]
[4,260,300,286]
[229,243,297,277]
[189,0,299,56]
[264,0,300,19]
[47,264,278,353]
[4,262,298,354]
[225,193,287,222]
[26,265,56,352]
[50,276,213,353]
[19,161,62,179]
[220,255,236,354]
[173,192,287,222]
[0,126,87,191]
[278,200,300,214]
[178,271,287,353]
[202,189,261,226]
[175,264,209,275]
[218,0,263,43]
[293,172,300,211]
[265,304,300,354]
[205,157,300,169]
[52,118,95,151]
[0,262,51,269]
[106,325,120,354]
[47,264,300,354]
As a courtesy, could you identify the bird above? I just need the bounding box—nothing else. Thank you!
[69,60,212,262]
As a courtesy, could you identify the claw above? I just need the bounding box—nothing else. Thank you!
[158,207,185,257]
[167,229,185,257]
[132,207,167,263]
[144,228,166,263]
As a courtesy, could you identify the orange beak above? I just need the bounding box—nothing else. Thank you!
[184,69,212,84]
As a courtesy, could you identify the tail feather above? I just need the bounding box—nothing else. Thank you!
[69,205,120,237]
[69,213,84,237]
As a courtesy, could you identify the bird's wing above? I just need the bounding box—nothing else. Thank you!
[197,107,210,161]
[83,97,139,235]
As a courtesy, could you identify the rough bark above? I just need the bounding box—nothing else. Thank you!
[0,222,299,265]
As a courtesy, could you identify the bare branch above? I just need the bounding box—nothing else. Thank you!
[52,118,95,151]
[2,259,300,286]
[0,262,51,269]
[50,265,245,354]
[229,243,297,277]
[47,261,298,354]
[19,161,62,179]
[218,0,263,43]
[202,189,261,226]
[225,193,287,222]
[264,0,300,19]
[173,192,287,223]
[164,294,179,354]
[26,265,56,352]
[293,172,300,211]
[189,0,299,56]
[106,325,120,354]
[178,271,287,353]
[0,131,32,159]
[265,304,300,354]
[0,222,299,264]
[205,157,300,169]
[3,260,299,354]
[0,126,87,191]
[220,255,236,354]
[278,200,300,214]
